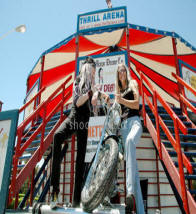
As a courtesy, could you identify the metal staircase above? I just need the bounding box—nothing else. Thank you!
[8,76,72,208]
[7,67,196,213]
[139,71,196,213]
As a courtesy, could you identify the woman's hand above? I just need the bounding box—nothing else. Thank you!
[104,93,110,105]
[91,91,110,106]
[115,93,122,104]
[91,91,99,106]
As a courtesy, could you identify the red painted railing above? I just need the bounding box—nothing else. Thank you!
[139,71,196,214]
[9,75,72,205]
[172,72,196,117]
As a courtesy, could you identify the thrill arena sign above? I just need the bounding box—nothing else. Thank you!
[77,6,127,33]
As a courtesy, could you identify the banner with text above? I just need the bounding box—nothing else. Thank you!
[179,60,196,105]
[85,116,105,162]
[77,51,127,97]
[77,6,127,33]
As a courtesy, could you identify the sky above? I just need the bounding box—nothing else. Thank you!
[0,0,196,113]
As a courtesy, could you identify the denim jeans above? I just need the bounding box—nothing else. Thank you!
[121,116,145,214]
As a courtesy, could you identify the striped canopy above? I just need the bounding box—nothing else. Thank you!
[27,23,196,113]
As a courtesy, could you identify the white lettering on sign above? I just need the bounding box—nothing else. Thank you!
[78,8,126,31]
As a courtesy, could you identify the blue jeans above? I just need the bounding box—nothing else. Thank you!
[121,116,145,214]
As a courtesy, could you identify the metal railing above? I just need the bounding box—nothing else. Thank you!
[139,71,196,214]
[9,75,72,206]
[172,72,196,116]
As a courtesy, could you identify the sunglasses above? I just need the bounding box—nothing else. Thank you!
[118,69,126,73]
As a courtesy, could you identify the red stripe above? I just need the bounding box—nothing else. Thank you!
[130,56,179,100]
[118,29,164,47]
[130,50,176,67]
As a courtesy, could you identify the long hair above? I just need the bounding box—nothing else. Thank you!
[79,57,96,91]
[115,63,132,94]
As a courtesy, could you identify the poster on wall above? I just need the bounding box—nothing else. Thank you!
[179,60,196,105]
[0,110,19,214]
[77,51,128,100]
[85,116,105,162]
[23,79,39,120]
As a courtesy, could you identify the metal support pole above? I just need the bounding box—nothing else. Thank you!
[172,37,187,115]
[30,168,35,206]
[75,34,79,78]
[155,150,161,211]
[174,118,190,214]
[38,55,45,105]
[70,135,76,203]
[126,26,131,74]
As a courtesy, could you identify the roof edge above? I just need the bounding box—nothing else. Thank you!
[128,23,196,52]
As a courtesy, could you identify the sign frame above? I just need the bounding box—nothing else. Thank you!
[77,50,128,74]
[77,6,127,34]
[178,59,196,106]
[76,51,128,98]
[0,109,19,214]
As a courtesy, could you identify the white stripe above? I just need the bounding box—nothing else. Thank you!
[130,52,176,81]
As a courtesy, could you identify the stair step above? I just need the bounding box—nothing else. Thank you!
[25,125,54,137]
[174,161,196,173]
[17,164,25,168]
[185,174,196,180]
[165,127,196,134]
[163,141,196,149]
[36,109,70,124]
[149,113,186,121]
[160,113,186,120]
[160,133,196,141]
[145,105,182,115]
[25,146,38,153]
[169,151,196,157]
[19,154,32,160]
[22,130,51,142]
[181,134,196,141]
[189,189,196,194]
[150,118,192,127]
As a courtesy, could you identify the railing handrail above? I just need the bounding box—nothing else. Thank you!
[17,75,72,131]
[9,75,73,203]
[19,87,46,113]
[140,71,191,214]
[172,72,196,115]
[140,72,188,135]
[172,72,196,97]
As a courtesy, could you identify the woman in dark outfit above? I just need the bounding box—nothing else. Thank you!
[50,57,109,208]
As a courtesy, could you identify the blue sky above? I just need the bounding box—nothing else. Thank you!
[0,0,196,112]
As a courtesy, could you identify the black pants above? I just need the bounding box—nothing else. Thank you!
[50,108,89,204]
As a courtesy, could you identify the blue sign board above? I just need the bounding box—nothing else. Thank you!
[77,6,127,33]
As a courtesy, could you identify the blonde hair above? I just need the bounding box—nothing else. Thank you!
[115,64,130,91]
[79,63,95,90]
